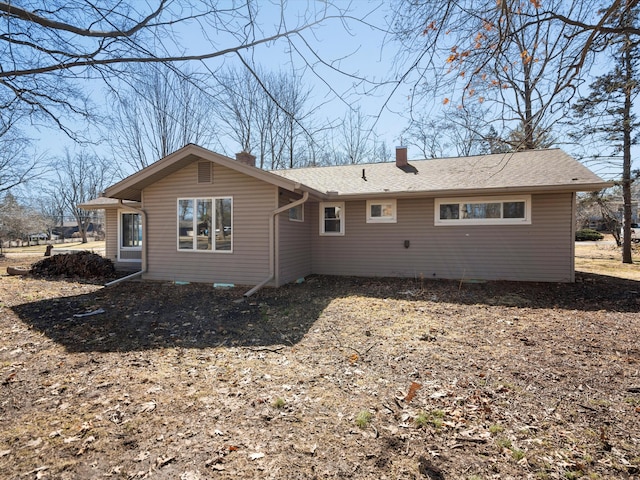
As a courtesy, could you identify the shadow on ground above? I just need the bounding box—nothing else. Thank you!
[10,280,333,353]
[10,273,640,353]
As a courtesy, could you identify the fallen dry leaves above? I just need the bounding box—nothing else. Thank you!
[0,253,639,479]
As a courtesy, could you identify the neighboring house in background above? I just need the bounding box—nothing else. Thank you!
[80,144,610,289]
[51,221,100,239]
[78,198,141,266]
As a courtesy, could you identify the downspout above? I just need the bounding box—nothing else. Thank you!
[105,200,147,287]
[569,192,576,283]
[244,191,309,297]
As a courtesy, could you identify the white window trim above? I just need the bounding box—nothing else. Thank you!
[319,201,345,236]
[117,209,142,263]
[366,199,397,223]
[288,200,304,222]
[434,195,531,226]
[177,197,233,253]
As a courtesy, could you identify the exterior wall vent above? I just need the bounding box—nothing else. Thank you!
[197,161,212,184]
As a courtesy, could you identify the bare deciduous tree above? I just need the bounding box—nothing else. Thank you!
[390,1,596,149]
[402,105,491,158]
[337,107,373,164]
[215,67,261,159]
[0,123,45,193]
[214,66,316,169]
[109,65,219,171]
[401,114,450,159]
[0,1,360,138]
[52,151,116,243]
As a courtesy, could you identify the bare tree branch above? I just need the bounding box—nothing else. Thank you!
[0,1,167,38]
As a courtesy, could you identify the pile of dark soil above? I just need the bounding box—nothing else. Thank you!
[30,251,115,280]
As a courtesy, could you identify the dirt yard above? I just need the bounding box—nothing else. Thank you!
[1,247,639,480]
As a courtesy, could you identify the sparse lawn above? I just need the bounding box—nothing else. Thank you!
[575,237,640,280]
[1,240,105,255]
[0,243,638,479]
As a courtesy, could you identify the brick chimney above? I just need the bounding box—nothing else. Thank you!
[395,146,408,168]
[235,151,256,167]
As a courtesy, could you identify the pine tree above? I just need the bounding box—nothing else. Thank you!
[572,3,639,264]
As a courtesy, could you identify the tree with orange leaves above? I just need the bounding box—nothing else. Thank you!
[389,0,604,150]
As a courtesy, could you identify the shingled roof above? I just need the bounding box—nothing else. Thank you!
[271,148,610,199]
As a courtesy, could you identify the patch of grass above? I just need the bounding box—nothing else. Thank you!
[431,417,443,429]
[494,435,524,462]
[496,437,512,450]
[489,424,504,434]
[415,411,429,428]
[355,410,372,429]
[272,397,286,409]
[414,409,445,429]
[564,470,584,480]
[511,448,525,461]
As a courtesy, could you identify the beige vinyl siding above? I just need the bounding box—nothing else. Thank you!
[310,193,574,282]
[119,250,142,261]
[277,194,312,285]
[142,161,277,285]
[105,208,118,265]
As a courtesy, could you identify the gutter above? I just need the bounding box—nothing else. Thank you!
[328,183,615,201]
[244,191,309,297]
[105,200,147,287]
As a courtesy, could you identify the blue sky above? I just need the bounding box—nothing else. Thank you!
[22,1,637,183]
[29,1,408,162]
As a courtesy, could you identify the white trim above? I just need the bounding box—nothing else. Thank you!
[176,197,234,253]
[117,209,142,263]
[319,201,345,236]
[434,195,532,226]
[366,199,397,223]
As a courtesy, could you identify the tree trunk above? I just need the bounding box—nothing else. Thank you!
[622,33,634,264]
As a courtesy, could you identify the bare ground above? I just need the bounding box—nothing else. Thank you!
[1,249,639,480]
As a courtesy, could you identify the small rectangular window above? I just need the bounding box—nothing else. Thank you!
[320,202,344,235]
[439,203,459,220]
[435,196,531,225]
[503,201,526,218]
[289,203,304,222]
[367,199,397,223]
